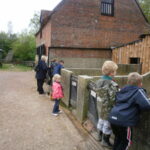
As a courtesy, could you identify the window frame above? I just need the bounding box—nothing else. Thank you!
[101,0,114,17]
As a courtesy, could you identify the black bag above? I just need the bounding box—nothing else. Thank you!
[34,65,39,72]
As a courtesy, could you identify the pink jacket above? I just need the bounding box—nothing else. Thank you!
[52,82,64,99]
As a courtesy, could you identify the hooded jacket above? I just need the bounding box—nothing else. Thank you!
[109,85,150,127]
[53,63,64,75]
[52,82,64,99]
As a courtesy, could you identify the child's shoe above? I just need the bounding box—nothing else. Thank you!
[101,134,113,149]
[58,110,63,114]
[98,131,103,141]
[52,113,58,116]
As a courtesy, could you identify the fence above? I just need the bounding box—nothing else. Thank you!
[69,75,78,108]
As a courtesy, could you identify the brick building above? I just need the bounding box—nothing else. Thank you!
[35,0,150,68]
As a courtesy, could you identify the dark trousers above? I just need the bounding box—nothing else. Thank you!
[37,79,44,94]
[111,124,132,150]
[52,99,60,113]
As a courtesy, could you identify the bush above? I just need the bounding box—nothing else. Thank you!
[12,32,36,61]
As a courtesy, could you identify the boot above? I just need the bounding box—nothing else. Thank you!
[98,131,103,141]
[101,134,113,149]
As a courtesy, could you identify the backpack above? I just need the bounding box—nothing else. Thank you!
[34,64,39,72]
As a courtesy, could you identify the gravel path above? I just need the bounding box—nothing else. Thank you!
[0,71,85,150]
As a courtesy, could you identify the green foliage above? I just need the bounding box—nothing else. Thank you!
[138,0,150,22]
[12,32,36,61]
[0,11,39,62]
[0,32,17,58]
[29,11,40,34]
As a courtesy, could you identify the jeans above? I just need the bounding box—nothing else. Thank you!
[111,124,132,150]
[52,99,60,113]
[97,118,112,135]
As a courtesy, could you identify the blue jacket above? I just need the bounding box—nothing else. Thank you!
[36,60,47,79]
[109,85,150,127]
[53,63,64,75]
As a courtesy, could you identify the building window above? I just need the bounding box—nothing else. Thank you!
[101,0,114,16]
[130,57,140,64]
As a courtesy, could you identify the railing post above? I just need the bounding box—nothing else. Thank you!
[61,69,73,107]
[76,75,93,123]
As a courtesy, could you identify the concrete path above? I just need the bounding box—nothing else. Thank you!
[0,71,88,150]
[0,70,108,150]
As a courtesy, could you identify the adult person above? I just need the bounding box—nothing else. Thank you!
[53,60,64,75]
[35,55,48,94]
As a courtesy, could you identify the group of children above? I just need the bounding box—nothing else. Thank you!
[96,60,150,150]
[50,60,150,150]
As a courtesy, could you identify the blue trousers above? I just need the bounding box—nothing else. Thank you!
[52,99,60,113]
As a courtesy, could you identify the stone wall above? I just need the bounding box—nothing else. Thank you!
[62,64,141,76]
[61,68,150,150]
[117,64,142,75]
[67,68,101,76]
[48,48,110,68]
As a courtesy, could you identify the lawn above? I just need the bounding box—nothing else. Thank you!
[0,63,33,71]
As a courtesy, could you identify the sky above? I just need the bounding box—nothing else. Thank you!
[0,0,62,34]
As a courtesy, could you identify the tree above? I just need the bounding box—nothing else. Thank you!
[12,32,36,61]
[29,11,40,34]
[138,0,150,22]
[0,31,17,58]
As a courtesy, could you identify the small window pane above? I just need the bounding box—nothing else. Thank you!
[101,0,114,16]
[130,58,140,64]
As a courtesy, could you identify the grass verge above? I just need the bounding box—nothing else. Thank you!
[0,63,33,72]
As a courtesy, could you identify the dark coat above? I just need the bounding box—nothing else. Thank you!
[53,63,64,75]
[49,62,58,77]
[35,60,47,80]
[109,85,150,127]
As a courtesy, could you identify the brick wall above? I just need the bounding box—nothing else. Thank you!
[51,0,150,48]
[36,0,150,64]
[36,20,52,56]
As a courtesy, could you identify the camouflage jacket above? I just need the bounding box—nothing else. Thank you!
[95,76,119,120]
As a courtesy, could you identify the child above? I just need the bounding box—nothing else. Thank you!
[109,72,150,150]
[53,60,64,75]
[52,74,64,116]
[96,60,119,148]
